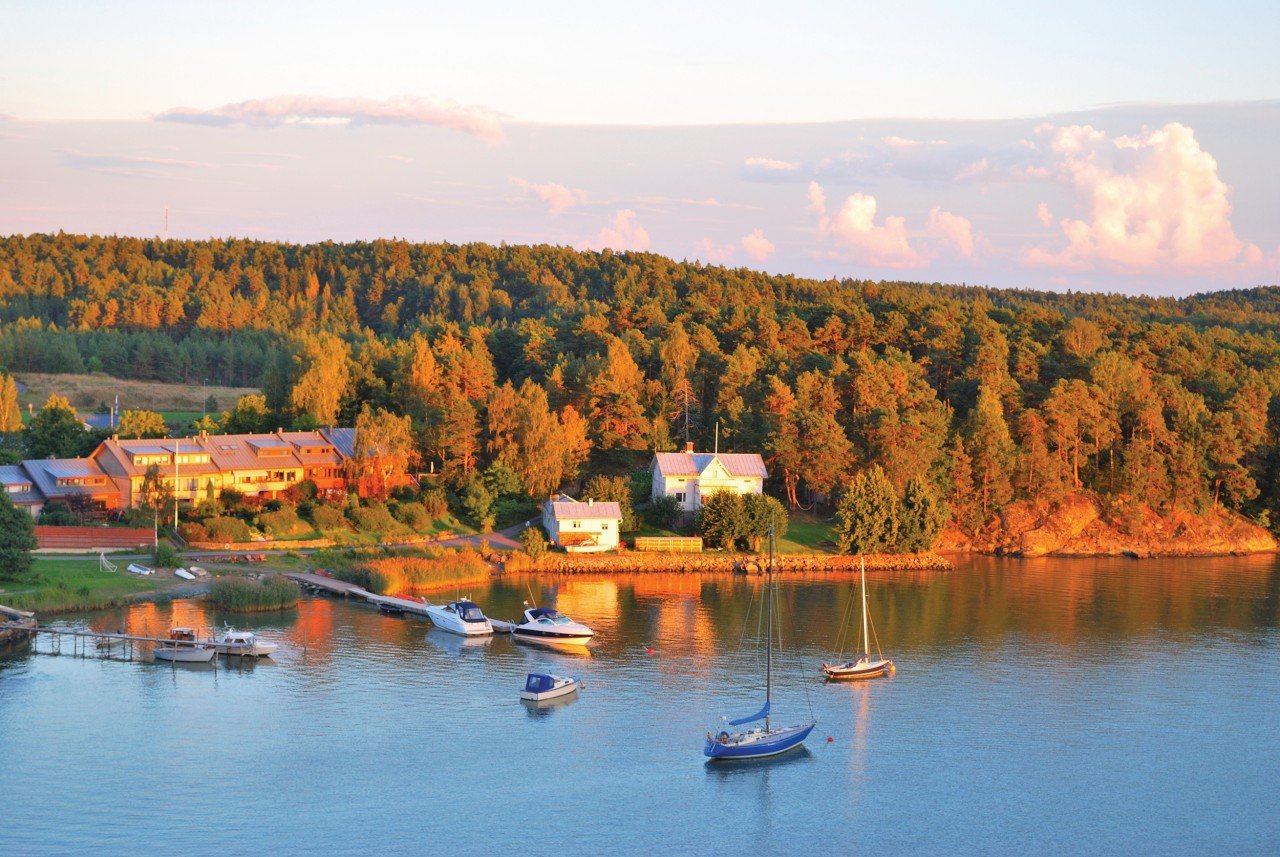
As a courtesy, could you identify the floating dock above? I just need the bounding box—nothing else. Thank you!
[284,572,514,632]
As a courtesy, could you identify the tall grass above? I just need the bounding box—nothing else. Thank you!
[207,575,300,611]
[352,548,491,595]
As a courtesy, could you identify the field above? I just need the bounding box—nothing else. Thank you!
[776,514,838,554]
[0,557,162,613]
[15,372,259,417]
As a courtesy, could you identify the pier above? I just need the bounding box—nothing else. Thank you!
[284,572,515,631]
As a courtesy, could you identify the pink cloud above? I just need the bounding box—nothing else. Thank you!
[1026,122,1260,272]
[740,228,776,263]
[927,207,974,258]
[694,237,735,263]
[812,183,924,268]
[806,181,827,214]
[156,95,505,143]
[744,156,799,172]
[1036,202,1054,227]
[511,177,588,214]
[883,135,947,148]
[598,209,650,252]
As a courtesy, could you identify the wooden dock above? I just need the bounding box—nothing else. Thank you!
[284,572,514,632]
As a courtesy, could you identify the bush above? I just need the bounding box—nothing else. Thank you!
[393,501,432,532]
[207,575,300,611]
[519,526,547,563]
[647,495,681,530]
[178,522,209,543]
[257,508,311,538]
[38,501,79,526]
[154,543,181,568]
[204,516,252,544]
[331,566,393,594]
[420,489,449,518]
[347,502,401,534]
[310,504,348,532]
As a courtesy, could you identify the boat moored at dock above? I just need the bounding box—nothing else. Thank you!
[512,607,594,649]
[214,629,279,658]
[424,599,493,636]
[154,627,217,663]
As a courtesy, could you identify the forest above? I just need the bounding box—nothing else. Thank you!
[2,232,1279,541]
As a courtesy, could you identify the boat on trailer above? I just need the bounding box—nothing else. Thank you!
[822,557,895,681]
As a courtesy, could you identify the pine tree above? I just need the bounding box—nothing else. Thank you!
[0,490,37,581]
[964,384,1015,517]
[835,466,901,554]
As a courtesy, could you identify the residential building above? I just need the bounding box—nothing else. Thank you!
[650,442,768,513]
[0,464,44,517]
[542,494,623,553]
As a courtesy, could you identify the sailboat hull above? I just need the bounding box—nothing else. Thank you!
[704,723,815,760]
[823,659,893,680]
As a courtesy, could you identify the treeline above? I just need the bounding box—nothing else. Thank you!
[4,232,1280,538]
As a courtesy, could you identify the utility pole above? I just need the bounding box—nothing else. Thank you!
[173,438,180,532]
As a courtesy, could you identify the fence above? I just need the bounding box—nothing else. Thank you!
[633,536,704,553]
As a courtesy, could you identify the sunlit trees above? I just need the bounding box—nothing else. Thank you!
[117,409,169,439]
[25,394,84,459]
[0,373,22,432]
[0,491,37,580]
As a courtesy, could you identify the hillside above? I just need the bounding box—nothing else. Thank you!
[1,233,1278,551]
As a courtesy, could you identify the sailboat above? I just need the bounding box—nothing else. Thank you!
[823,557,895,680]
[704,526,815,761]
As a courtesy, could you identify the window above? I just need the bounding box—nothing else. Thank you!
[602,523,610,530]
[675,492,686,503]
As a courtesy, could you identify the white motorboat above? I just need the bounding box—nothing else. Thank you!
[174,568,196,580]
[512,607,595,649]
[519,672,579,702]
[154,627,217,663]
[214,629,279,658]
[126,563,154,576]
[424,599,493,636]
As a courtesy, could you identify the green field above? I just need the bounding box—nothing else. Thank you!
[777,515,838,554]
[1,557,162,613]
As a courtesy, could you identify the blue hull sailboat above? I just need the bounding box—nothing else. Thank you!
[705,526,815,761]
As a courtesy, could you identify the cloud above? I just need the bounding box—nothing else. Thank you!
[807,181,827,214]
[883,135,947,148]
[511,177,588,214]
[740,228,776,263]
[694,238,735,264]
[812,182,924,268]
[1025,122,1260,271]
[927,208,974,258]
[62,152,212,171]
[598,209,650,252]
[955,158,989,181]
[1036,202,1054,227]
[744,156,799,172]
[156,95,505,143]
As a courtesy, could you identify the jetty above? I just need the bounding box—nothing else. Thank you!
[0,603,38,647]
[284,572,514,632]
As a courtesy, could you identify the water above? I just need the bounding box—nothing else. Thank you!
[2,555,1278,856]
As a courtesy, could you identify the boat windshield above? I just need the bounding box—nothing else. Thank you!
[457,603,486,622]
[528,608,570,624]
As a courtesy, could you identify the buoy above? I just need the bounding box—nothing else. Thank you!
[646,647,654,656]
[827,736,834,743]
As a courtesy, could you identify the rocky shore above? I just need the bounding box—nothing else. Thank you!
[530,550,952,575]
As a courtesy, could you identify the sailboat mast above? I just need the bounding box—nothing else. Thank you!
[766,524,773,729]
[861,556,870,658]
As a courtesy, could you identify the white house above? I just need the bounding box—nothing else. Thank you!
[542,494,623,553]
[650,443,768,512]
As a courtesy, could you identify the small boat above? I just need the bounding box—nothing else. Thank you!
[187,565,209,577]
[378,602,406,616]
[174,568,196,580]
[822,557,895,681]
[512,606,594,649]
[154,627,217,663]
[519,672,579,702]
[424,599,494,636]
[705,526,815,761]
[214,629,279,658]
[125,563,154,576]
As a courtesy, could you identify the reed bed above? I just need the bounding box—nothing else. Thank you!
[207,575,301,612]
[333,547,491,595]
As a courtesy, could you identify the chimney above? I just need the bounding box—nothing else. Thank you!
[684,441,695,453]
[588,497,593,506]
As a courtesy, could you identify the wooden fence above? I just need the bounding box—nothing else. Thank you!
[633,536,704,553]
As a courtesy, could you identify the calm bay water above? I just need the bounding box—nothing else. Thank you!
[2,555,1278,856]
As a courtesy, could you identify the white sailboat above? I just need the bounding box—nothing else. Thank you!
[823,557,895,680]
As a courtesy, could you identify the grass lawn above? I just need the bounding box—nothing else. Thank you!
[15,372,259,415]
[777,514,839,554]
[0,557,162,613]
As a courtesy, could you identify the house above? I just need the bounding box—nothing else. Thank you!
[0,464,44,517]
[542,494,623,553]
[650,442,768,513]
[19,457,123,516]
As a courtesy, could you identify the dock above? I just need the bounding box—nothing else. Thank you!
[284,572,514,632]
[0,603,38,647]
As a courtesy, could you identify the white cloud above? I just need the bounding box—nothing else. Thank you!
[598,209,650,252]
[156,95,505,143]
[812,182,923,268]
[694,238,735,263]
[927,207,974,258]
[1036,202,1054,227]
[807,181,827,214]
[883,135,947,149]
[1026,122,1260,271]
[955,158,989,181]
[744,156,799,172]
[740,228,776,263]
[511,177,588,214]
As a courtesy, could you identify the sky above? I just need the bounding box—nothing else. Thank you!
[2,1,1278,295]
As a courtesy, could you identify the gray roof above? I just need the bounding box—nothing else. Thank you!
[22,458,117,499]
[0,464,40,505]
[652,452,768,479]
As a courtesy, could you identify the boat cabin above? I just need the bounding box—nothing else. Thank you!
[451,600,486,622]
[525,607,571,625]
[524,673,558,694]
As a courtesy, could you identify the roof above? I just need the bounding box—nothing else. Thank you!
[22,458,117,498]
[81,413,116,431]
[545,496,622,521]
[0,464,40,505]
[652,452,768,479]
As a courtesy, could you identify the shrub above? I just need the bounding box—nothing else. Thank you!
[38,501,79,526]
[207,575,301,611]
[257,508,311,538]
[178,522,209,543]
[310,504,348,531]
[154,543,181,568]
[331,566,393,594]
[393,501,432,532]
[347,502,400,533]
[204,516,252,544]
[420,489,449,518]
[519,526,547,563]
[647,495,681,530]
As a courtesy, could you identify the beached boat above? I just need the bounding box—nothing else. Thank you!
[125,563,154,576]
[214,629,279,658]
[519,672,580,702]
[174,568,196,580]
[705,527,815,761]
[822,557,895,681]
[154,627,217,663]
[424,599,494,636]
[512,607,594,649]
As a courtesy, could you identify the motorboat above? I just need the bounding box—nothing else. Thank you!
[822,557,895,681]
[154,627,217,663]
[126,563,154,576]
[519,672,580,702]
[424,599,493,636]
[705,526,814,761]
[511,607,594,649]
[214,629,279,658]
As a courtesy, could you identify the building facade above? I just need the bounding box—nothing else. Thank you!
[650,443,768,513]
[541,494,623,553]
